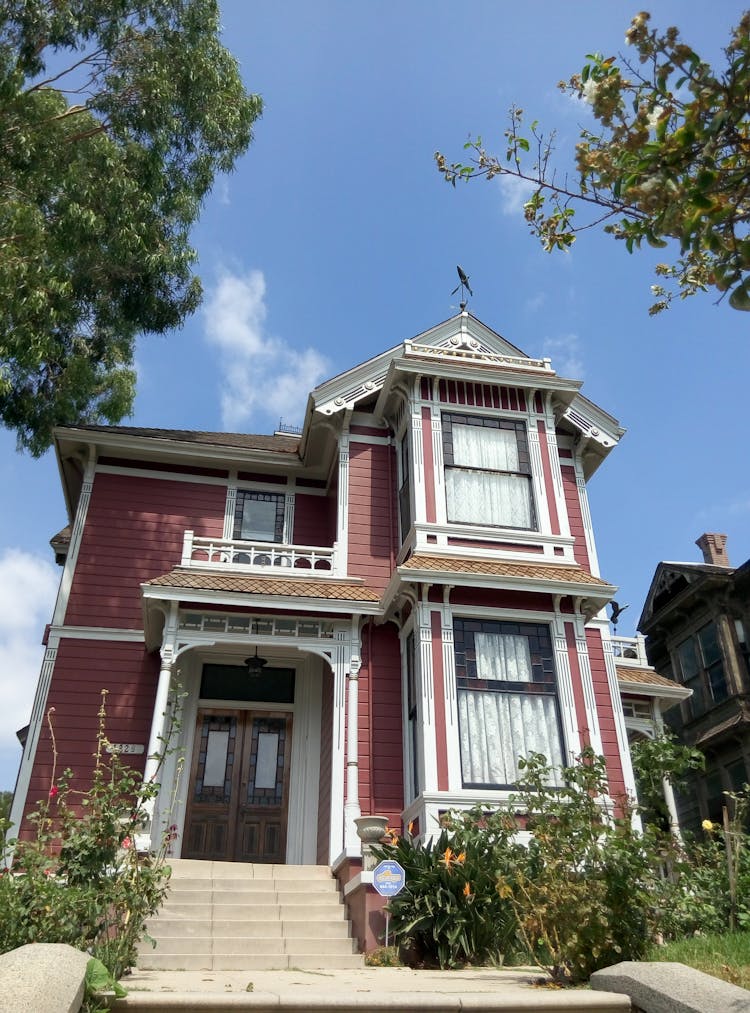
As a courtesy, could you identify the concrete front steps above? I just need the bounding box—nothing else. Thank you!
[138,858,363,971]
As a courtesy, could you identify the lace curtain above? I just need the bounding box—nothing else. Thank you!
[445,424,532,528]
[458,632,563,786]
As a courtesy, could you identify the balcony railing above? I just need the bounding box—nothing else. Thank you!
[610,634,648,666]
[181,531,338,574]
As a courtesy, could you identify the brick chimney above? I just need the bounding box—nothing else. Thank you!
[696,532,731,567]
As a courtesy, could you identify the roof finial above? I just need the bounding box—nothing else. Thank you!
[451,265,473,310]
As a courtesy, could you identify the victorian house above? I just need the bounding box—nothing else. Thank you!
[638,533,750,832]
[11,311,637,882]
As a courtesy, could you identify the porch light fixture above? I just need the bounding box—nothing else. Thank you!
[245,648,268,679]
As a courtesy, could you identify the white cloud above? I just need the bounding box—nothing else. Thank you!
[0,549,59,783]
[542,332,585,378]
[203,269,330,432]
[495,174,536,215]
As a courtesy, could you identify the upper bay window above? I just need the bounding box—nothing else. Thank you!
[442,413,535,530]
[233,490,285,543]
[454,618,564,789]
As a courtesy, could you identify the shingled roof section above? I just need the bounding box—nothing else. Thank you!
[64,426,301,454]
[400,554,612,587]
[616,665,685,691]
[144,568,380,602]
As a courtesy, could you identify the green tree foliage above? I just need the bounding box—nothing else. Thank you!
[436,11,750,314]
[629,730,704,829]
[0,1,261,454]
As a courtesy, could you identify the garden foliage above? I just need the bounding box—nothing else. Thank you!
[375,748,750,985]
[0,693,177,989]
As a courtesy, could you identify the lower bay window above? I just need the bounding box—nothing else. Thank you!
[453,618,564,788]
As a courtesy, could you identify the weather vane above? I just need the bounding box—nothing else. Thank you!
[451,265,473,310]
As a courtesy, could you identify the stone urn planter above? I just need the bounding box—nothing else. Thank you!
[354,815,390,870]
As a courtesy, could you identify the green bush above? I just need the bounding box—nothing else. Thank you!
[372,809,523,968]
[0,692,176,983]
[501,750,674,984]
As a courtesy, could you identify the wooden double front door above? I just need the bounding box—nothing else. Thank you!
[183,708,292,863]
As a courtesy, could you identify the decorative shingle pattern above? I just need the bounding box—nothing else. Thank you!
[144,568,380,601]
[400,554,612,587]
[616,666,682,690]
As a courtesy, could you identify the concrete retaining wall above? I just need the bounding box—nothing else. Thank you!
[590,960,750,1013]
[0,943,89,1013]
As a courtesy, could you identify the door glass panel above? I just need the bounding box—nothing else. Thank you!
[204,729,230,787]
[255,732,279,789]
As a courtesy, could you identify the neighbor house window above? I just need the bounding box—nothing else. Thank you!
[442,414,535,529]
[675,621,728,719]
[234,491,285,542]
[453,618,563,788]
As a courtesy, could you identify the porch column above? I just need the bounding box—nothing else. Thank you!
[138,603,178,850]
[343,655,362,851]
[653,701,683,843]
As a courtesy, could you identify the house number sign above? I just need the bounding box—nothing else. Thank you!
[105,744,145,755]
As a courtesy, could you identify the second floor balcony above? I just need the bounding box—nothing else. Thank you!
[181,530,340,576]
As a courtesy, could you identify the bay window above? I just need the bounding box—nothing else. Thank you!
[454,618,563,788]
[442,413,535,529]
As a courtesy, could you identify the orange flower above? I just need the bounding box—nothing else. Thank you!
[463,881,472,897]
[456,851,466,864]
[440,846,454,869]
[407,821,414,836]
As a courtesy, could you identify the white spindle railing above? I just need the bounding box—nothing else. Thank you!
[610,634,648,666]
[181,531,338,574]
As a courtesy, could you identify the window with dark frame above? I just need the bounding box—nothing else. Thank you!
[233,490,285,543]
[442,413,536,530]
[675,621,728,719]
[453,618,564,789]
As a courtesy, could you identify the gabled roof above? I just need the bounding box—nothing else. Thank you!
[638,560,736,632]
[57,425,301,454]
[308,311,624,468]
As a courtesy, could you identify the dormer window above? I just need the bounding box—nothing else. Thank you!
[233,491,285,543]
[442,414,535,530]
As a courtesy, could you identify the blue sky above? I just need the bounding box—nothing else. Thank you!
[2,1,749,790]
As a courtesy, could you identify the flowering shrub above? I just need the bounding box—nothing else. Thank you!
[0,692,178,985]
[499,750,675,984]
[371,810,524,968]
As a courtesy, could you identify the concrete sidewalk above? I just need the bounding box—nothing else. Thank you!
[110,966,631,1011]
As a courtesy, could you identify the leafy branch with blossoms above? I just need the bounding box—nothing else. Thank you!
[436,11,750,314]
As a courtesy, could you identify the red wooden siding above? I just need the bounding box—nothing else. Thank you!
[65,473,226,629]
[359,621,404,823]
[20,638,158,840]
[450,588,555,612]
[347,443,398,591]
[431,611,449,790]
[292,493,335,547]
[316,665,334,863]
[422,407,436,523]
[436,380,527,412]
[536,421,560,535]
[560,466,590,569]
[585,628,626,801]
[565,622,590,749]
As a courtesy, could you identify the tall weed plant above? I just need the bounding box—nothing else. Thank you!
[0,691,180,982]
